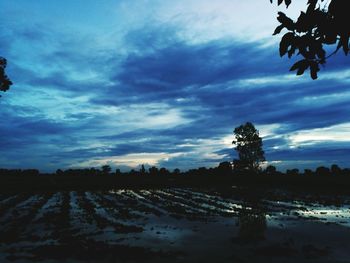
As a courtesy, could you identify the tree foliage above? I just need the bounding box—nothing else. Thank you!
[271,0,349,79]
[232,122,265,172]
[0,57,12,94]
[101,165,112,175]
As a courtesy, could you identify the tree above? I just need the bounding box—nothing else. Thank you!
[101,165,111,175]
[315,166,331,176]
[232,122,265,172]
[159,167,170,176]
[265,165,277,175]
[173,168,181,175]
[148,166,158,176]
[217,161,232,176]
[140,164,146,175]
[286,168,299,176]
[0,57,12,95]
[304,168,313,176]
[331,164,341,175]
[271,0,349,79]
[115,168,121,176]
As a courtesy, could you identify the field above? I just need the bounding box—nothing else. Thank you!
[1,188,350,262]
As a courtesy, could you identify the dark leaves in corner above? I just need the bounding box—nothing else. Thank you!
[271,0,349,80]
[270,0,292,8]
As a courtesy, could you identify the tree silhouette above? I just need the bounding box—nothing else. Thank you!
[0,57,12,95]
[271,0,349,79]
[232,122,265,172]
[173,168,180,175]
[148,166,159,176]
[331,164,341,175]
[217,161,232,176]
[101,165,112,175]
[140,164,146,175]
[315,166,331,176]
[265,165,277,175]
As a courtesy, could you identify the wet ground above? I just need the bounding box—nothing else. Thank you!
[0,188,350,262]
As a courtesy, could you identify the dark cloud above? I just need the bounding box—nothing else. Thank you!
[1,19,350,171]
[92,26,350,137]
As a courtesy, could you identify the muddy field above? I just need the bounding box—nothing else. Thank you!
[0,188,350,262]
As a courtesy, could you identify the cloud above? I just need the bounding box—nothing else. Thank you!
[1,1,350,171]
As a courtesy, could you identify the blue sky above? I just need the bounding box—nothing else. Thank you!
[1,0,350,172]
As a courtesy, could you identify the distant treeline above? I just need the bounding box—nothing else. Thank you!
[0,162,349,177]
[1,162,350,193]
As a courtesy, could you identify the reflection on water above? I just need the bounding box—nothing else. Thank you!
[1,189,350,262]
[238,208,267,241]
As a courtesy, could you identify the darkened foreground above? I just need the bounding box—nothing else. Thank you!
[0,188,349,263]
[1,164,350,193]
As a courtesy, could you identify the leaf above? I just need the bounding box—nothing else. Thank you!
[307,0,317,12]
[315,46,326,60]
[340,35,350,55]
[285,0,292,8]
[273,24,284,35]
[279,32,295,57]
[271,0,292,7]
[277,12,295,31]
[288,45,297,58]
[310,61,320,80]
[335,34,349,55]
[296,11,309,32]
[290,59,310,76]
[0,57,7,68]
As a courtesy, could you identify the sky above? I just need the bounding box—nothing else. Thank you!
[1,0,350,172]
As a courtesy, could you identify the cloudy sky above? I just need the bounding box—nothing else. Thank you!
[1,0,350,172]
